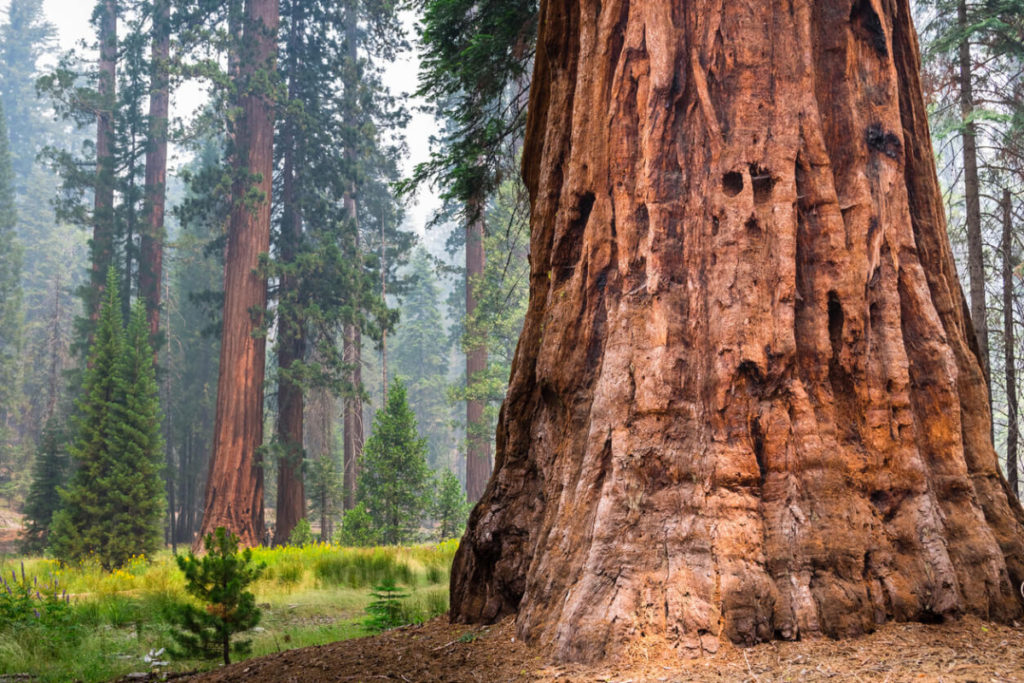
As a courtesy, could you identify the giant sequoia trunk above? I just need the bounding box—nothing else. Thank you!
[451,0,1024,662]
[198,0,278,549]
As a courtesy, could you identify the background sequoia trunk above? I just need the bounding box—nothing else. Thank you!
[198,0,278,549]
[450,0,1024,662]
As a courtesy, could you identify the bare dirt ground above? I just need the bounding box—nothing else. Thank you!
[184,614,1024,682]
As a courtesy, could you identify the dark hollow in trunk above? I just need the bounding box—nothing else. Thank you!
[450,0,1024,663]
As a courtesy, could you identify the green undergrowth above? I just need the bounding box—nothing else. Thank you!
[0,539,457,682]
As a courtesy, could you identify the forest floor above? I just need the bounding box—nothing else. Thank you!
[182,613,1024,682]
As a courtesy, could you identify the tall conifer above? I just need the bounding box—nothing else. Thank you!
[50,268,125,566]
[50,268,164,568]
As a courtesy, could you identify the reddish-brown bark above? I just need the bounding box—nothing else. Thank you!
[90,0,117,324]
[140,0,169,348]
[465,208,491,502]
[198,0,279,549]
[451,0,1024,662]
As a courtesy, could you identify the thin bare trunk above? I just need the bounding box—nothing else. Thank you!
[90,0,117,326]
[958,0,989,384]
[198,0,279,549]
[465,205,490,501]
[341,13,363,511]
[381,209,388,399]
[451,0,1024,661]
[44,271,64,422]
[342,316,362,510]
[140,0,170,353]
[1004,188,1018,498]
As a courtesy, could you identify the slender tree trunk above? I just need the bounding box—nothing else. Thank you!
[341,13,363,511]
[957,0,990,384]
[90,0,117,325]
[273,17,306,544]
[451,0,1024,661]
[140,0,169,352]
[381,210,388,400]
[44,271,64,422]
[465,204,490,501]
[1004,189,1018,498]
[198,0,278,549]
[305,385,335,539]
[342,315,362,510]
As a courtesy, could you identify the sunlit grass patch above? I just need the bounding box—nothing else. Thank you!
[0,541,455,682]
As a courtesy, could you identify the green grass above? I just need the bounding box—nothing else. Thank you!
[0,540,457,682]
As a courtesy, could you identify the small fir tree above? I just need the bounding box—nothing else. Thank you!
[50,269,165,568]
[357,379,431,545]
[169,527,264,665]
[19,419,67,554]
[50,268,126,566]
[364,576,409,631]
[431,469,470,541]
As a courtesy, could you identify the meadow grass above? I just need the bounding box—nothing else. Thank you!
[0,540,457,682]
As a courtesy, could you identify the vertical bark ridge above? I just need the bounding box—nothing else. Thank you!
[451,0,1024,663]
[198,0,278,549]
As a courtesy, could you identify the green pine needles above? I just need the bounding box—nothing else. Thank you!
[49,267,165,569]
[169,527,264,666]
[364,577,410,632]
[19,419,67,554]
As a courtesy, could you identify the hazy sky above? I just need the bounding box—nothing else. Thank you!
[0,0,442,237]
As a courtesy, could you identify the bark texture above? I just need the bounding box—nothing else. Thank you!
[450,0,1024,662]
[465,208,491,501]
[140,0,169,346]
[91,0,117,324]
[198,0,278,549]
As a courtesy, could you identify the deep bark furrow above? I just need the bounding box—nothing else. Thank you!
[452,0,1024,663]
